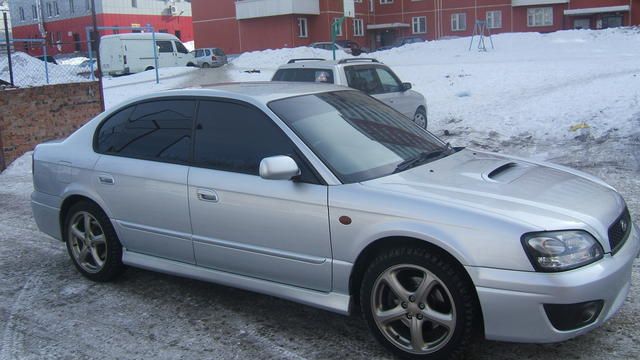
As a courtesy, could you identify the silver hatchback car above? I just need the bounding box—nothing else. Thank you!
[272,58,429,129]
[31,83,639,359]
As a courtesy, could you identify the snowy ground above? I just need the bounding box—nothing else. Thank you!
[1,28,639,359]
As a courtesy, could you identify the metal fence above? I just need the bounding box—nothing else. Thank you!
[1,38,97,88]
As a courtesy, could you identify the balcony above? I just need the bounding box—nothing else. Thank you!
[235,0,320,20]
[512,0,568,6]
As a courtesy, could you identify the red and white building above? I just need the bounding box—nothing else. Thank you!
[9,0,193,55]
[192,0,640,53]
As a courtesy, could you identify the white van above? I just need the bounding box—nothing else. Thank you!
[100,33,195,76]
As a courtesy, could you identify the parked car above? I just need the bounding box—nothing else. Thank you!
[272,58,428,128]
[31,82,639,360]
[99,33,195,76]
[75,58,97,78]
[36,55,58,65]
[377,36,425,51]
[310,41,358,55]
[193,47,228,68]
[335,40,367,55]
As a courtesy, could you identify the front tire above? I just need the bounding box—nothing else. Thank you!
[413,107,428,129]
[360,247,476,360]
[201,63,211,68]
[63,201,125,282]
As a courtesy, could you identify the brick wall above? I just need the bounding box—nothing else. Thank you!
[0,82,103,171]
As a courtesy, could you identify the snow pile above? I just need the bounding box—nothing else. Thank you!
[226,28,640,143]
[0,52,89,87]
[0,152,32,177]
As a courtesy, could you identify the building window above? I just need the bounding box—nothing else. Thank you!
[486,11,502,29]
[380,0,393,4]
[53,1,60,16]
[85,0,91,11]
[19,7,25,21]
[369,0,374,12]
[451,13,466,31]
[527,7,553,27]
[298,18,308,38]
[32,5,39,19]
[132,0,138,8]
[354,18,364,37]
[46,2,53,17]
[69,0,75,14]
[333,17,343,36]
[412,16,426,34]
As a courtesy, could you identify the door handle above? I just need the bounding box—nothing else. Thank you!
[98,174,115,185]
[197,189,219,202]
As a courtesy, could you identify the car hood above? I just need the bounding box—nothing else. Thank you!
[361,149,625,245]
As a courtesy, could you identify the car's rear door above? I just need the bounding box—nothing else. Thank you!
[187,99,332,291]
[345,65,415,118]
[93,99,196,263]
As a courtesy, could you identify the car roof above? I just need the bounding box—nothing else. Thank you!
[102,32,179,41]
[124,82,351,106]
[276,58,384,70]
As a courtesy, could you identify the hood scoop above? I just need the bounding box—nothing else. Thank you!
[484,161,530,183]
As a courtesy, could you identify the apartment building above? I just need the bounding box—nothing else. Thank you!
[192,0,640,54]
[9,0,192,55]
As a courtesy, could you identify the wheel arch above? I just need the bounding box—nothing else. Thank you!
[348,235,484,334]
[59,193,111,241]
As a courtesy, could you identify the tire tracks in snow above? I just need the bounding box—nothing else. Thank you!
[0,273,43,360]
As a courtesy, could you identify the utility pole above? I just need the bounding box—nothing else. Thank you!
[3,11,13,86]
[90,0,105,111]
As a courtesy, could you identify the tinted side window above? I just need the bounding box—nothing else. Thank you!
[195,49,204,57]
[345,67,381,94]
[156,40,174,53]
[194,101,317,182]
[97,100,195,162]
[175,41,189,54]
[376,68,402,92]
[204,49,211,56]
[272,68,334,83]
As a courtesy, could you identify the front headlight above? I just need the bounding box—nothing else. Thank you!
[521,230,604,272]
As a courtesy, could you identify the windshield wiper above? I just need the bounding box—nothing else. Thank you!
[393,145,454,174]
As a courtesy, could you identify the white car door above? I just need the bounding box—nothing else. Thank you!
[187,99,333,292]
[156,40,177,67]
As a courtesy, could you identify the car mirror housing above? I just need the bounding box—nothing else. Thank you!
[259,156,301,180]
[401,82,412,91]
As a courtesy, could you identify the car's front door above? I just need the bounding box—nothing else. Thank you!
[346,66,416,118]
[188,99,332,291]
[93,99,196,263]
[375,67,417,118]
[155,40,176,67]
[173,41,191,66]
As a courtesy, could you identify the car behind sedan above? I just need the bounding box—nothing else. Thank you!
[31,82,639,360]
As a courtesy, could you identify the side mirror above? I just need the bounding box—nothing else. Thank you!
[401,82,412,92]
[259,156,301,180]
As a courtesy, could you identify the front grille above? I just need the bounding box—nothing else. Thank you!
[608,207,632,254]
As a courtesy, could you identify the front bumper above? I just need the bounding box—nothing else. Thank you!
[466,224,639,343]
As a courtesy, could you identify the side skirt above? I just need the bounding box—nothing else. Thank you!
[122,249,351,315]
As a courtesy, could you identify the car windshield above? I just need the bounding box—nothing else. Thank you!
[269,90,451,183]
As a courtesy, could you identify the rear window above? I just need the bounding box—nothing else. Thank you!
[213,48,225,56]
[272,68,334,84]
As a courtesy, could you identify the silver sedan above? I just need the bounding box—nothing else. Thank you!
[31,82,639,359]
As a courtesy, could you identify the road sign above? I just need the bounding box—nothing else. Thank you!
[344,0,355,18]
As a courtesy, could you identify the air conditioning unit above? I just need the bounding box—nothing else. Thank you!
[169,5,177,15]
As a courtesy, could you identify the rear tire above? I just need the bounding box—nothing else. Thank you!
[413,107,428,129]
[145,66,155,71]
[63,201,125,282]
[360,247,476,360]
[202,63,211,68]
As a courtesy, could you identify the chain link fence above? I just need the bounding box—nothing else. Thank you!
[1,38,96,89]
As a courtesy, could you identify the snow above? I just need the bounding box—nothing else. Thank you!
[56,56,89,66]
[0,52,89,87]
[1,152,32,177]
[100,28,640,144]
